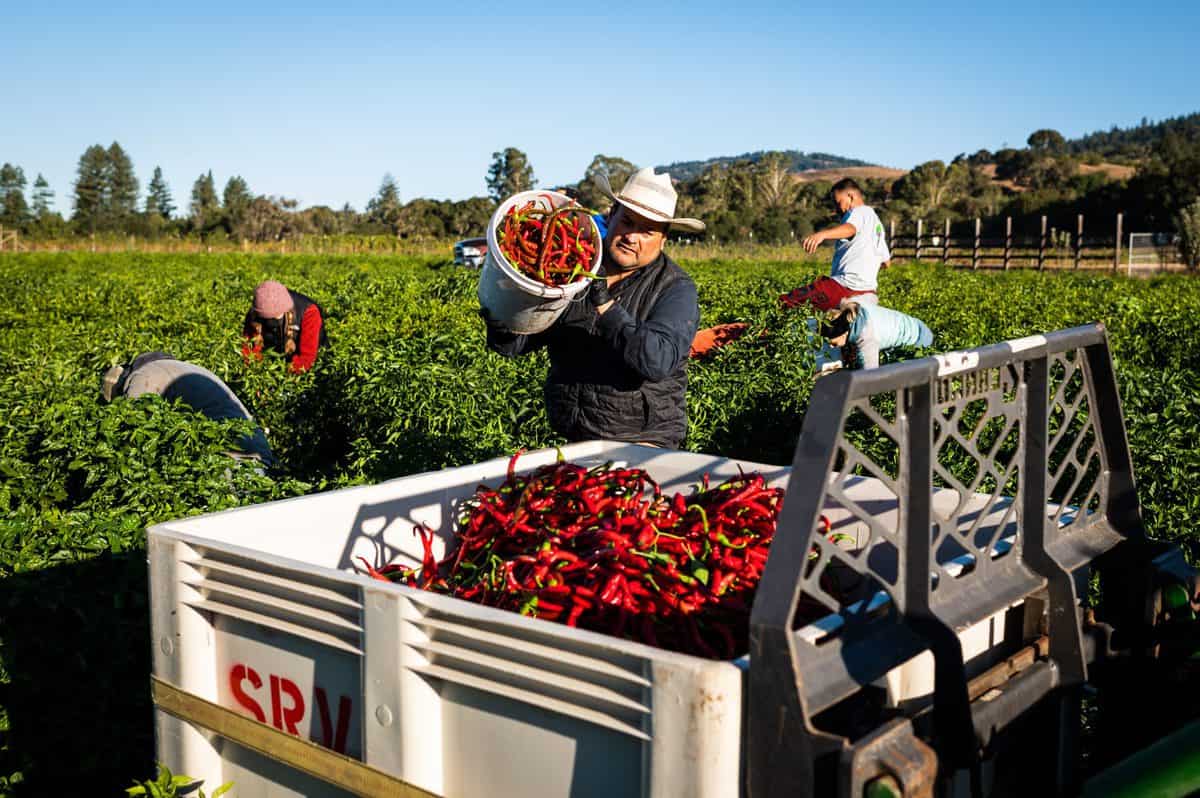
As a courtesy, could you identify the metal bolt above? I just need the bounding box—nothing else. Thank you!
[375,705,394,727]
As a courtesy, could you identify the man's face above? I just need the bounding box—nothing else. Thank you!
[832,190,857,215]
[605,205,668,271]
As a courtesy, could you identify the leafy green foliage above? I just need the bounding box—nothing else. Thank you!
[127,764,231,798]
[0,252,1197,795]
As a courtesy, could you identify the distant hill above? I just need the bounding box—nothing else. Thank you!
[792,165,907,184]
[657,150,872,182]
[1067,111,1200,161]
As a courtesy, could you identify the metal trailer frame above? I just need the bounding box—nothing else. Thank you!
[747,323,1176,798]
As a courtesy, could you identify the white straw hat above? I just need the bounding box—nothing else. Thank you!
[596,167,705,233]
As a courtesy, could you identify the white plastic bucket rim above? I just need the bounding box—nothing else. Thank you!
[485,190,602,299]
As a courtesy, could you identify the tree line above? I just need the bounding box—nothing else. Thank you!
[2,115,1199,246]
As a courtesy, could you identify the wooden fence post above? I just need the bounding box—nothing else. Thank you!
[1113,212,1123,272]
[1003,217,1012,271]
[915,219,923,261]
[942,218,951,264]
[889,218,896,254]
[973,218,981,270]
[1038,215,1047,271]
[1075,214,1083,269]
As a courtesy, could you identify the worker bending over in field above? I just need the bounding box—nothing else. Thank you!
[483,167,703,448]
[242,280,328,373]
[780,178,890,311]
[818,301,933,372]
[101,352,274,464]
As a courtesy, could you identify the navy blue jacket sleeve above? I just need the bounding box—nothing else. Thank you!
[595,277,699,381]
[484,317,550,357]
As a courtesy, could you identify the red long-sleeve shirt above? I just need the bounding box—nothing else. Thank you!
[241,304,323,373]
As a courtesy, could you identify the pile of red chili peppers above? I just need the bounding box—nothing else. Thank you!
[497,200,600,287]
[358,452,843,660]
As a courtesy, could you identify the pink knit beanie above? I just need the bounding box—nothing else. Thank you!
[253,280,294,318]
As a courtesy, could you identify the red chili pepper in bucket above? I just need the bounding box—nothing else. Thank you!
[497,200,599,288]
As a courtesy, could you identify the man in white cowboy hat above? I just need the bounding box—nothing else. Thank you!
[484,167,705,448]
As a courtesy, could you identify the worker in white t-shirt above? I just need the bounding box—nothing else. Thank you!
[781,178,891,312]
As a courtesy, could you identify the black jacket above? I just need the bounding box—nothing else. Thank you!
[486,252,699,448]
[281,289,330,355]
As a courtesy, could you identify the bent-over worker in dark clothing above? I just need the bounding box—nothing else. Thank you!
[102,352,274,464]
[483,167,704,448]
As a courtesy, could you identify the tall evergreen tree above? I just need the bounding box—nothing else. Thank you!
[106,142,139,222]
[0,163,22,202]
[486,148,536,203]
[31,173,54,218]
[222,176,252,229]
[145,166,174,219]
[366,173,402,230]
[0,163,30,228]
[190,171,219,228]
[73,145,110,231]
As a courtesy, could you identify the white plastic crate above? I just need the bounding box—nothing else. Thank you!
[148,441,1025,797]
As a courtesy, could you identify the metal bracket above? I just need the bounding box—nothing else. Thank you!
[843,718,937,798]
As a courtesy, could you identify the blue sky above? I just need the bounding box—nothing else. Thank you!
[3,0,1198,213]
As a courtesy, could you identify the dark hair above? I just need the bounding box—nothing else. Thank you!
[820,313,851,340]
[830,177,864,198]
[819,301,861,340]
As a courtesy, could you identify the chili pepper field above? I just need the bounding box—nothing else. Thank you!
[1,251,1199,795]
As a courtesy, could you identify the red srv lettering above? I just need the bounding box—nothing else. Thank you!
[315,687,353,753]
[230,663,266,723]
[226,663,355,754]
[270,674,305,734]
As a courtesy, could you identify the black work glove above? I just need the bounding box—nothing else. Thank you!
[588,264,611,308]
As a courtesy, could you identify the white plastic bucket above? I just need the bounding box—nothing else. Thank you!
[478,190,602,335]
